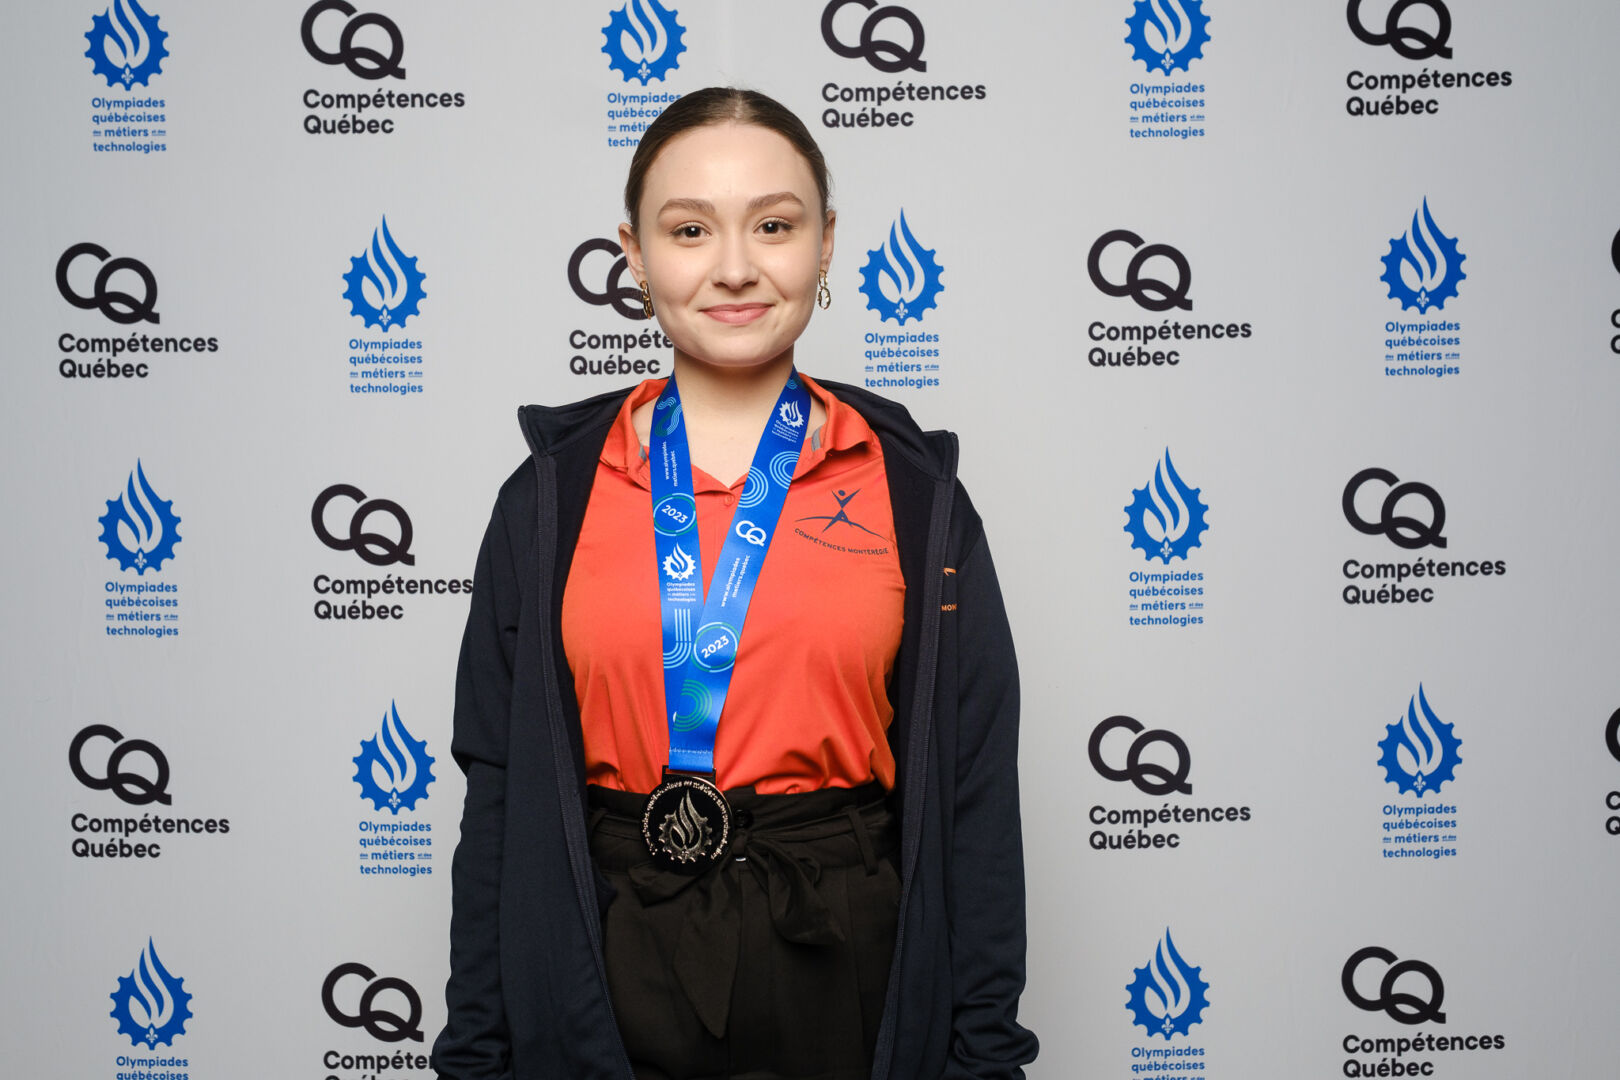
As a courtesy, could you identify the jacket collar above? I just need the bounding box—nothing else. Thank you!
[518,376,957,483]
[517,386,630,458]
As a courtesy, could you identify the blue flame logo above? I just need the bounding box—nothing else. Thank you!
[98,461,182,575]
[1126,928,1210,1039]
[1378,685,1462,796]
[1380,199,1466,313]
[858,210,945,326]
[109,938,192,1048]
[602,0,687,84]
[1125,0,1210,75]
[1124,449,1208,563]
[85,0,169,88]
[342,216,427,331]
[353,701,436,813]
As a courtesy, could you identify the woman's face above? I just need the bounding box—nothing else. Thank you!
[621,122,833,373]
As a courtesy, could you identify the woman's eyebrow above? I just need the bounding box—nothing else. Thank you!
[746,191,805,211]
[656,192,806,216]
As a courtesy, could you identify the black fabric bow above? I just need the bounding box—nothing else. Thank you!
[626,829,846,1038]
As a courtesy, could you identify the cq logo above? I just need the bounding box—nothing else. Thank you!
[312,484,416,566]
[301,0,405,80]
[821,0,926,73]
[1087,231,1192,312]
[1606,708,1620,763]
[1342,468,1446,550]
[1347,0,1452,61]
[321,963,424,1042]
[1612,230,1620,358]
[567,239,642,320]
[1342,946,1446,1025]
[734,520,768,547]
[1088,716,1191,796]
[56,243,159,325]
[69,724,171,806]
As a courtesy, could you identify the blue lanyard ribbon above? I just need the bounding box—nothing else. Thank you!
[649,370,811,775]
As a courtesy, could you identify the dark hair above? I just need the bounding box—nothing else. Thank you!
[624,87,832,233]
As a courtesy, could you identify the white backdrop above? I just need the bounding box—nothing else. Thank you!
[4,1,1619,1078]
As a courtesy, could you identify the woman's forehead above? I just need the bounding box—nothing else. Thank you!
[641,123,818,204]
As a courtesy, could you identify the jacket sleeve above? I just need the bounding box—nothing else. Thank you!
[432,494,524,1080]
[944,525,1040,1079]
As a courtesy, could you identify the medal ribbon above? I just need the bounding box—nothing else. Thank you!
[649,370,811,775]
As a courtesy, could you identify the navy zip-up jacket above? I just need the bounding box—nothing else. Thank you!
[432,380,1038,1079]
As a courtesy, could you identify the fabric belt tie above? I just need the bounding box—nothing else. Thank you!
[626,826,846,1038]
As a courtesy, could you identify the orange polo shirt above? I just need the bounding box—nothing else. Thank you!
[561,375,904,795]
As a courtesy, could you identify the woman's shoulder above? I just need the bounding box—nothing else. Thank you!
[483,382,647,527]
[806,375,958,483]
[517,384,641,458]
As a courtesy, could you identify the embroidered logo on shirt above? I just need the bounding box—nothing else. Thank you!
[794,489,891,556]
[797,488,884,538]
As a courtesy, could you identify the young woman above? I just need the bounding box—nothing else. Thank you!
[432,88,1037,1080]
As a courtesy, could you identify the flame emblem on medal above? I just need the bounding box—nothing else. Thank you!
[658,790,713,863]
[643,775,730,870]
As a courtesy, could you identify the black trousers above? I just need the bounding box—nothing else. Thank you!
[587,784,901,1080]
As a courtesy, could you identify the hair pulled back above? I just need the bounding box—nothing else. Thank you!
[624,87,832,234]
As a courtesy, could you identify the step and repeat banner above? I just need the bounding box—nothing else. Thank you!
[3,1,1618,1078]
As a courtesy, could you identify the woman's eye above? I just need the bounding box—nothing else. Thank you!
[677,224,704,239]
[760,220,792,235]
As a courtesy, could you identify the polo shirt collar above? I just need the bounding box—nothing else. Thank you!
[600,373,878,492]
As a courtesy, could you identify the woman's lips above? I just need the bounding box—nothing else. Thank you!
[703,303,769,325]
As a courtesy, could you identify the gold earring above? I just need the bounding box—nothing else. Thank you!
[639,280,654,320]
[816,270,831,310]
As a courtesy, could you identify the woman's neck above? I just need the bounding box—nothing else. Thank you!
[668,349,796,428]
[633,349,821,487]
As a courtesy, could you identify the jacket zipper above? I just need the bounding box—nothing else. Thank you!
[524,437,638,1080]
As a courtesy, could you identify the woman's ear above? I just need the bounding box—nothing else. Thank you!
[618,222,644,282]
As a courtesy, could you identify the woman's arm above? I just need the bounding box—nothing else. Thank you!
[944,525,1040,1079]
[432,495,524,1080]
